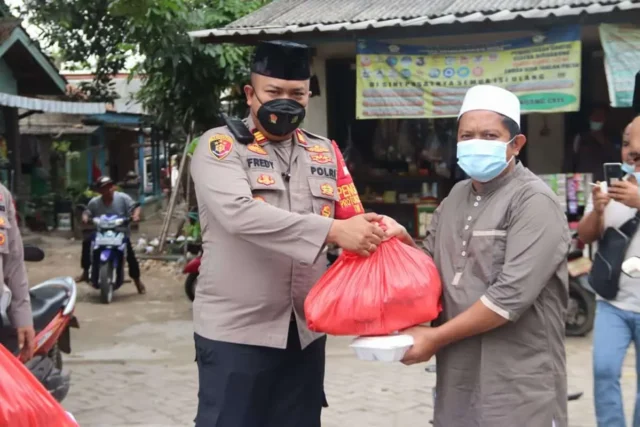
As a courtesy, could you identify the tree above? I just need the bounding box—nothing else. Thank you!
[22,0,270,132]
[21,0,132,102]
[113,0,267,134]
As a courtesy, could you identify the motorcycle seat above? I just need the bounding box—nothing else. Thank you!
[30,287,68,332]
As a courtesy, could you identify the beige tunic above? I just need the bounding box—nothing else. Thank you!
[425,163,569,427]
[0,184,31,327]
[190,118,338,349]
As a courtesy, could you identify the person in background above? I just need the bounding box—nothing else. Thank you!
[578,118,640,427]
[383,85,569,427]
[0,183,34,361]
[76,176,146,295]
[567,103,618,181]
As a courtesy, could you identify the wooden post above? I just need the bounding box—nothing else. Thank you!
[157,122,194,254]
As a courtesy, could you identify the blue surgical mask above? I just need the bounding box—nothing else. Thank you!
[622,162,640,181]
[590,121,604,132]
[457,139,514,183]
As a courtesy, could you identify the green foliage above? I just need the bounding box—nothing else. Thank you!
[23,0,271,132]
[20,0,131,102]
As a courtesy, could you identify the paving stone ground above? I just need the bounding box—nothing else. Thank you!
[27,235,636,427]
[60,297,638,427]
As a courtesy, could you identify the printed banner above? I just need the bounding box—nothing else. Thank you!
[356,26,582,119]
[599,24,640,108]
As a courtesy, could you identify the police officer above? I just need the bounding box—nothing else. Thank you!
[0,183,34,362]
[190,41,384,427]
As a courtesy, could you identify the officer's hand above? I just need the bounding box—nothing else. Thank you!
[327,213,385,257]
[17,326,35,362]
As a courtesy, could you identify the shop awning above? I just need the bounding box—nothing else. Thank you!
[0,92,107,115]
[190,0,640,43]
[20,124,99,136]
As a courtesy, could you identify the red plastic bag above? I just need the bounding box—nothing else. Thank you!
[305,238,442,336]
[0,345,77,427]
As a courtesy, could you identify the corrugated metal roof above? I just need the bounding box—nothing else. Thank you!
[190,0,640,39]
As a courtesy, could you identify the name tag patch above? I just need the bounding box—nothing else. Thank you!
[310,166,337,180]
[247,158,275,169]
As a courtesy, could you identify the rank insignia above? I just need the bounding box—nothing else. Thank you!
[295,129,307,145]
[305,145,329,153]
[320,184,334,197]
[247,143,268,155]
[253,131,268,144]
[257,174,275,186]
[209,134,233,160]
[310,154,332,164]
[321,205,332,217]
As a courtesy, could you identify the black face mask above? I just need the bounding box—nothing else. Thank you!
[254,93,306,137]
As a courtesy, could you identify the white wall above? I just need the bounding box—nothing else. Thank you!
[303,56,328,135]
[526,114,565,174]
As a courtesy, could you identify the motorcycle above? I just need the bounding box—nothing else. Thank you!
[80,203,140,304]
[0,245,79,402]
[183,242,202,302]
[566,231,596,337]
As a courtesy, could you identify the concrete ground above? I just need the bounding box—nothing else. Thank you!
[23,231,638,427]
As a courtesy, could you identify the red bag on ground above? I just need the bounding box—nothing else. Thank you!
[305,238,442,336]
[0,345,77,427]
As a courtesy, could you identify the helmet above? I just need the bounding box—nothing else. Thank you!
[95,175,114,189]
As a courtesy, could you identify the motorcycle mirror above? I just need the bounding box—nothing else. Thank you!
[622,256,640,278]
[23,245,44,262]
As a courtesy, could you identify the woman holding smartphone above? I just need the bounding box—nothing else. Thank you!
[578,119,640,427]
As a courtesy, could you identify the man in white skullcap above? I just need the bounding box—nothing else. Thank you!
[382,85,570,427]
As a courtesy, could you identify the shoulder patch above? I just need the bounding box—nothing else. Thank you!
[208,134,234,160]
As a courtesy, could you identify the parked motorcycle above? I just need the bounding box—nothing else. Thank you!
[183,242,202,302]
[0,245,79,402]
[79,203,140,304]
[566,232,596,337]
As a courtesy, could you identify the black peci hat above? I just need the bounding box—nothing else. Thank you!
[251,41,311,81]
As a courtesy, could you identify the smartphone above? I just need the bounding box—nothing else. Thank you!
[604,162,623,186]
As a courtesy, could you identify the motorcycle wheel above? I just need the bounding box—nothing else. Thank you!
[185,272,198,302]
[99,262,114,304]
[566,278,595,337]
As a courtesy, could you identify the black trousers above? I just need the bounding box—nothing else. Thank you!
[81,234,140,280]
[194,321,327,427]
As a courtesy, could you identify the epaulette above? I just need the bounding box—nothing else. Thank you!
[221,113,254,145]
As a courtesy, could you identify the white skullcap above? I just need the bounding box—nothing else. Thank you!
[458,85,521,127]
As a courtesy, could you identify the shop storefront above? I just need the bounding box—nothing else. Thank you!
[191,1,640,236]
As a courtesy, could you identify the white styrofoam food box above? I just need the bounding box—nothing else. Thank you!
[350,335,414,362]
